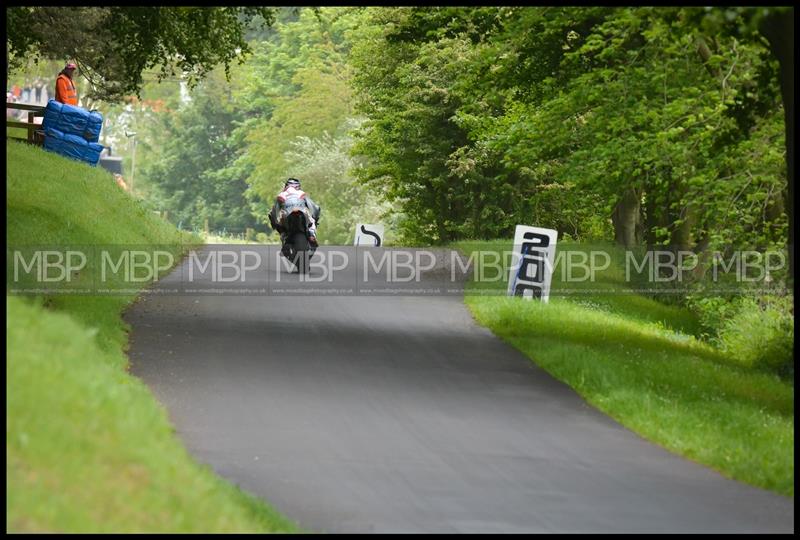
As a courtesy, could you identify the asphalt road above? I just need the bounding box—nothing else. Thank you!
[125,245,794,533]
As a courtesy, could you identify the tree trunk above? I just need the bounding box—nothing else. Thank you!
[695,37,721,79]
[691,230,712,280]
[611,187,641,249]
[670,202,696,254]
[760,11,794,281]
[645,189,667,250]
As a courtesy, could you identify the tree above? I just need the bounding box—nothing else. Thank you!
[349,7,613,243]
[138,68,260,233]
[759,10,793,279]
[683,6,794,278]
[283,120,391,245]
[349,6,787,261]
[236,7,364,225]
[6,7,274,102]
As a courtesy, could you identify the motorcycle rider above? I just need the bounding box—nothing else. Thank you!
[269,177,321,251]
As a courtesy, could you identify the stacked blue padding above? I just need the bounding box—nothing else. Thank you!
[43,127,66,154]
[85,112,103,143]
[42,100,64,129]
[43,127,104,166]
[41,100,104,165]
[58,103,89,138]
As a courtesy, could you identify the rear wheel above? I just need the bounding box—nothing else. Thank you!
[291,232,310,274]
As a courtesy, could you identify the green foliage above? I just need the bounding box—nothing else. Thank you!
[138,68,262,233]
[281,120,391,244]
[716,296,794,377]
[115,7,391,243]
[348,7,788,257]
[238,8,360,205]
[350,11,484,244]
[230,7,389,243]
[243,65,353,203]
[686,295,743,339]
[10,6,787,255]
[6,7,275,102]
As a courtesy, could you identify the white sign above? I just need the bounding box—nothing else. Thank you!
[354,223,385,247]
[507,225,558,302]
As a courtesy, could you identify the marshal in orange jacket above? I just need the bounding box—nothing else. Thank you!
[55,73,78,105]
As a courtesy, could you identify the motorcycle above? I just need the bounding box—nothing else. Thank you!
[275,200,317,274]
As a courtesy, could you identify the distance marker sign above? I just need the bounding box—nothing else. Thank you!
[507,225,558,302]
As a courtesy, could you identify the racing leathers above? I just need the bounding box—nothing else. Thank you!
[268,185,321,248]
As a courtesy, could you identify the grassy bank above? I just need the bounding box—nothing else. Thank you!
[7,140,299,532]
[454,240,793,496]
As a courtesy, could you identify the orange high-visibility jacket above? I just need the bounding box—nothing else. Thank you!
[55,74,78,105]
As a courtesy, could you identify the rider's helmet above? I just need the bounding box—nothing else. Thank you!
[285,177,301,189]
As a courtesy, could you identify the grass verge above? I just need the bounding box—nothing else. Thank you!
[454,239,794,497]
[7,140,299,531]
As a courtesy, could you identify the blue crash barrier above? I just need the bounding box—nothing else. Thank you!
[43,127,103,166]
[42,100,104,165]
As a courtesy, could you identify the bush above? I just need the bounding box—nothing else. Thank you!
[688,295,742,340]
[716,295,794,377]
[255,232,269,244]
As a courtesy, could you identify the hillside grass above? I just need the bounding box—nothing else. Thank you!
[453,239,794,497]
[6,140,299,532]
[7,126,30,140]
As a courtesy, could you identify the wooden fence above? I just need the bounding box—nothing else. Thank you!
[6,102,45,145]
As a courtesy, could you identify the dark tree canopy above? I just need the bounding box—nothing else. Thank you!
[6,6,274,102]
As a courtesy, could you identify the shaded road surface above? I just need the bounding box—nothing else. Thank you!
[126,245,793,533]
